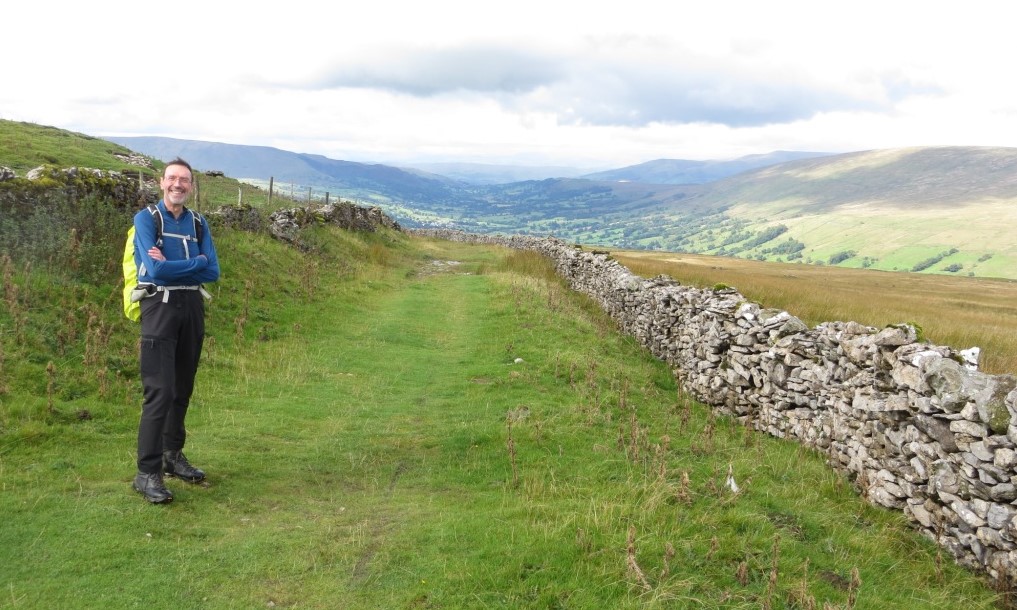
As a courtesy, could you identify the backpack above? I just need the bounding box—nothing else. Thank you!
[122,204,205,321]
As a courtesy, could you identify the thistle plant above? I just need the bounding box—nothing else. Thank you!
[506,420,519,489]
[846,567,861,609]
[676,471,692,505]
[626,525,652,592]
[661,541,675,579]
[46,361,57,414]
[763,534,781,610]
[0,336,7,395]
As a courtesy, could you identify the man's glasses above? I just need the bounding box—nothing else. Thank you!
[164,176,192,185]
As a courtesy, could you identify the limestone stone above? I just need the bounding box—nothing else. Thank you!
[951,420,989,438]
[996,448,1017,470]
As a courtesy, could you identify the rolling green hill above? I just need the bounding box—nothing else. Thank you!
[11,120,1017,279]
[101,134,470,206]
[580,150,832,184]
[664,147,1017,278]
[98,130,1017,280]
[0,120,154,174]
[463,147,1017,280]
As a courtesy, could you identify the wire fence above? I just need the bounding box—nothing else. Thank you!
[190,174,359,214]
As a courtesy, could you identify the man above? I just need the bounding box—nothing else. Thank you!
[131,158,220,504]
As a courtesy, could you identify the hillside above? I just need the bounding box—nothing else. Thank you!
[495,147,1017,280]
[10,120,1017,280]
[102,134,469,206]
[0,120,154,174]
[579,150,833,184]
[662,147,1017,278]
[399,161,593,184]
[397,153,834,186]
[96,129,1017,280]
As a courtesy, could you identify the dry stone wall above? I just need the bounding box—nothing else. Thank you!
[414,229,1017,584]
[0,165,159,208]
[262,201,402,249]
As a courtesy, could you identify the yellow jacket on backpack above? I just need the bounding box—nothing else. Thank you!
[122,225,142,322]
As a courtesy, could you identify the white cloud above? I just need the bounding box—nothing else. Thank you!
[306,44,564,96]
[4,0,1017,167]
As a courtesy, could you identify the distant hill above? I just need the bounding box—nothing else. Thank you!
[400,162,593,185]
[590,146,1017,279]
[580,151,834,184]
[59,128,1017,280]
[103,135,468,205]
[103,136,316,179]
[104,135,824,187]
[688,146,1017,208]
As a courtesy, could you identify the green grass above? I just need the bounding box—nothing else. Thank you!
[0,229,1005,609]
[719,197,1017,279]
[0,120,140,174]
[0,118,302,214]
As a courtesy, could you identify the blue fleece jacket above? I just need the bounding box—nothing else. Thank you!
[133,201,220,286]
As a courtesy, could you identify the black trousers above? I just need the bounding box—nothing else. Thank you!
[136,290,205,474]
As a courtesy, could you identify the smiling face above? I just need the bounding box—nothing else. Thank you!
[160,163,193,213]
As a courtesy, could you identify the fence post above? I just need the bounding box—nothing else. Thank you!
[194,176,201,212]
[238,187,243,206]
[268,177,274,207]
[307,186,312,202]
[325,192,330,205]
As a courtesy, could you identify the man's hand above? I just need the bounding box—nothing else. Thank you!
[148,247,166,262]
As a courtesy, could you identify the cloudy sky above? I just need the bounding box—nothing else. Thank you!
[4,1,1014,169]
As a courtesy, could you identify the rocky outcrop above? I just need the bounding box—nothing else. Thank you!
[205,202,265,232]
[111,152,154,168]
[414,229,1017,585]
[265,201,402,248]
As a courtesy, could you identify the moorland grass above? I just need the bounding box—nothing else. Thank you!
[0,119,302,214]
[614,250,1017,375]
[0,229,1006,609]
[0,120,137,174]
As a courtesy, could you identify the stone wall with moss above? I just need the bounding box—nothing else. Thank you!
[0,165,157,211]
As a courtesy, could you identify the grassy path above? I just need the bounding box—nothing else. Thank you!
[0,239,1005,609]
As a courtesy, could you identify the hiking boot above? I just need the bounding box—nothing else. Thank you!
[163,450,206,483]
[133,472,173,504]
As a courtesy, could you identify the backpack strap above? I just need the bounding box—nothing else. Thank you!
[147,203,203,245]
[191,210,205,244]
[153,284,212,303]
[146,204,164,247]
[158,206,206,260]
[135,206,164,280]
